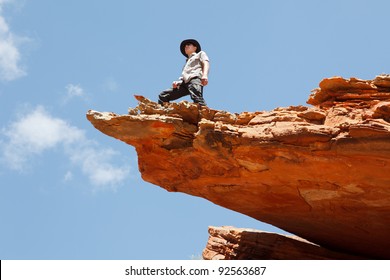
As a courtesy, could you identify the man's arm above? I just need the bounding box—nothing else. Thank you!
[201,60,210,86]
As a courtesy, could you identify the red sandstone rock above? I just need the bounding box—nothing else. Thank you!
[307,74,390,108]
[87,75,390,259]
[203,226,363,260]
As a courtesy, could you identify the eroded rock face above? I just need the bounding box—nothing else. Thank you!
[87,75,390,259]
[203,226,363,260]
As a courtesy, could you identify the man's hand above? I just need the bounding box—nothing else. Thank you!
[201,76,208,86]
[172,81,181,89]
[201,60,210,86]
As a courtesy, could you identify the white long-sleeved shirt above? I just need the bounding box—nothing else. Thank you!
[179,51,210,83]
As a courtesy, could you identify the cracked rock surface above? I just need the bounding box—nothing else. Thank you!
[87,75,390,259]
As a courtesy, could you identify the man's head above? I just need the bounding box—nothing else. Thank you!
[180,39,201,57]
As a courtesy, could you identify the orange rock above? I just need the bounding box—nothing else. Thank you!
[307,74,390,107]
[203,226,363,260]
[87,75,390,259]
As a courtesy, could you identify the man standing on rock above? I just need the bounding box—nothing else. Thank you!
[158,39,209,107]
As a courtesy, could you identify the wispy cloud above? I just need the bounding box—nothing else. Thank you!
[66,83,85,97]
[68,145,130,189]
[60,84,89,106]
[1,106,131,190]
[1,106,84,169]
[0,0,27,81]
[65,83,86,100]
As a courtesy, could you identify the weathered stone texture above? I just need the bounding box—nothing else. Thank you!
[87,75,390,259]
[203,226,363,260]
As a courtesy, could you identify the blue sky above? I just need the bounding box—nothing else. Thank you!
[1,0,389,260]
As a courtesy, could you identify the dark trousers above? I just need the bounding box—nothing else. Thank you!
[158,77,207,106]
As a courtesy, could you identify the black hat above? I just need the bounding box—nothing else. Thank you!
[180,39,201,57]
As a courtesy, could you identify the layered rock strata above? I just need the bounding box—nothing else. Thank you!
[87,75,390,259]
[203,226,363,260]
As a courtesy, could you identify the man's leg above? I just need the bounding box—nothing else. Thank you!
[158,86,189,105]
[187,78,207,106]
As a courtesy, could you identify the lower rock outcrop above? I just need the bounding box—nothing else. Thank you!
[203,226,363,260]
[87,75,390,259]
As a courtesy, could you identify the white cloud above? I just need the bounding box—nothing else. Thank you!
[1,106,84,169]
[61,84,87,104]
[0,0,26,81]
[68,146,130,190]
[66,84,85,99]
[1,106,131,190]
